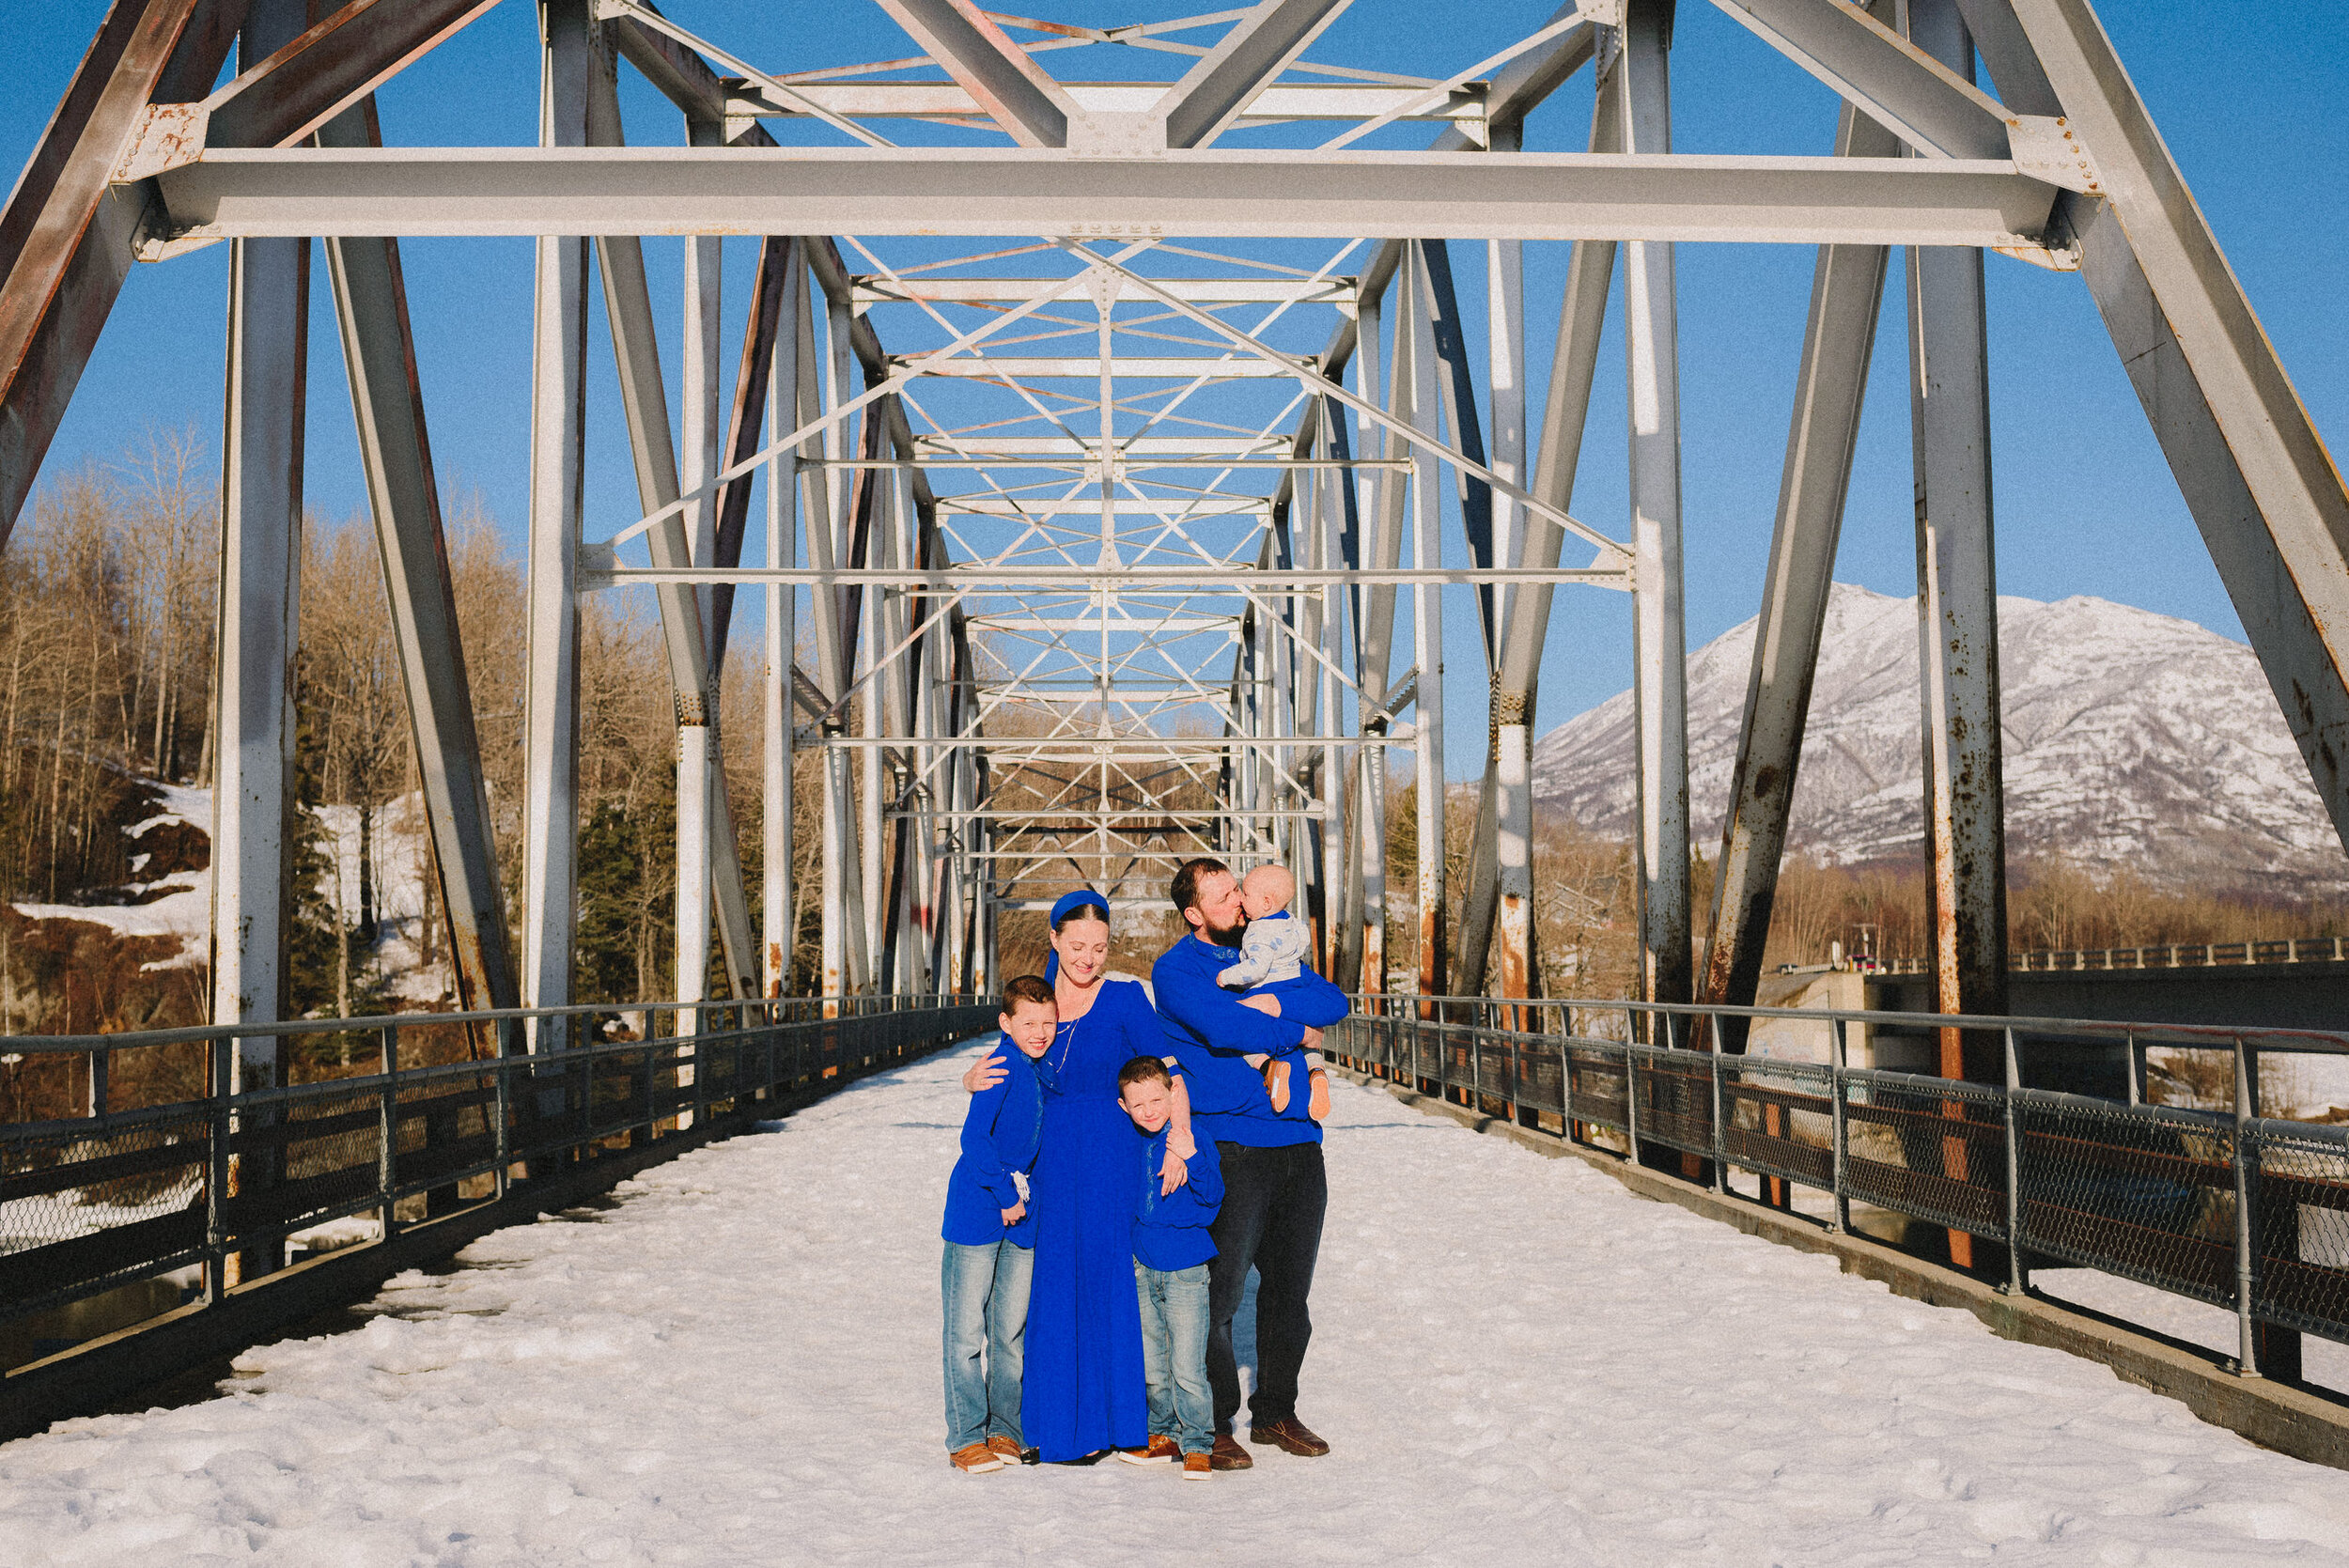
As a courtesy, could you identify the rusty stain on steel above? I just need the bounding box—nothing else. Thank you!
[0,0,234,545]
[206,0,503,152]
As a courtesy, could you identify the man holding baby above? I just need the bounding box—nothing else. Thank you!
[1152,856,1348,1470]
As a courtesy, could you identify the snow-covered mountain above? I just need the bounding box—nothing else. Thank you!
[1532,582,2349,890]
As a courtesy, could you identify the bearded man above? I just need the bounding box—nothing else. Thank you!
[1151,856,1348,1470]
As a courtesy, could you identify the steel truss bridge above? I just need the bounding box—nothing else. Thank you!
[4,0,2349,1109]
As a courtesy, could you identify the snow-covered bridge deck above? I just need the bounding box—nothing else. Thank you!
[7,1044,2349,1567]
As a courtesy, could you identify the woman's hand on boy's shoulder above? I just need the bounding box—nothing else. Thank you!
[962,1048,1009,1094]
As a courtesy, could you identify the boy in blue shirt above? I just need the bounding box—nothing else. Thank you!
[940,975,1053,1474]
[1113,1054,1224,1480]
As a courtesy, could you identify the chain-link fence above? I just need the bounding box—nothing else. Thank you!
[1326,994,2349,1378]
[3,995,993,1349]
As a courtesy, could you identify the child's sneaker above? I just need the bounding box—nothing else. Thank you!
[1116,1435,1180,1465]
[1183,1452,1212,1481]
[1308,1068,1330,1121]
[1263,1059,1292,1113]
[951,1443,1004,1473]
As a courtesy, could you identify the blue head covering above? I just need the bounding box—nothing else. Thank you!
[1043,889,1109,983]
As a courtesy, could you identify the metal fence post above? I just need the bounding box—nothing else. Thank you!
[380,1025,400,1242]
[206,1034,233,1305]
[492,1019,512,1200]
[1709,1013,1726,1194]
[1828,1017,1848,1234]
[2002,1026,2024,1296]
[644,1029,661,1144]
[2232,1033,2260,1377]
[693,1007,709,1126]
[1624,1038,1641,1166]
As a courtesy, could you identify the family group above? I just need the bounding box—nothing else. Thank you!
[938,857,1347,1479]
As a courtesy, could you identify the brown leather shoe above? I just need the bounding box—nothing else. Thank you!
[1208,1433,1253,1470]
[986,1435,1036,1465]
[1307,1068,1331,1121]
[1182,1451,1213,1480]
[951,1442,1004,1473]
[1249,1417,1330,1456]
[1114,1435,1180,1465]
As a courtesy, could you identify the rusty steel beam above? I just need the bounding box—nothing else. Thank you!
[190,0,502,154]
[1906,0,2009,1091]
[1699,101,1897,1050]
[0,0,241,544]
[707,232,791,675]
[319,98,517,1018]
[605,8,725,122]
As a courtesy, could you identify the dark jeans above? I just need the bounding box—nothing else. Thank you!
[1206,1140,1327,1434]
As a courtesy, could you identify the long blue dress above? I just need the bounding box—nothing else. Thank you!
[1021,976,1158,1461]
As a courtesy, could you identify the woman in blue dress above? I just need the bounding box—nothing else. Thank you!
[971,892,1187,1462]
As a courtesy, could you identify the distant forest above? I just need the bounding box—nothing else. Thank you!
[0,432,818,1052]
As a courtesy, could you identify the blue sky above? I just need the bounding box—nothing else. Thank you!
[6,1,2347,778]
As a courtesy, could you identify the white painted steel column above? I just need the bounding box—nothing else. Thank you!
[521,0,590,1054]
[763,241,803,997]
[1906,0,2010,1085]
[1486,215,1533,1009]
[1406,243,1448,1003]
[1616,5,1691,1020]
[1315,409,1347,975]
[812,291,863,1006]
[859,469,888,989]
[674,169,721,1085]
[1353,291,1393,995]
[210,0,310,1257]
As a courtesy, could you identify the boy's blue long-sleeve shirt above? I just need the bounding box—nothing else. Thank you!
[1133,1124,1222,1272]
[941,1037,1043,1247]
[1154,932,1347,1148]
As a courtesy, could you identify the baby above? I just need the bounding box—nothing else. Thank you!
[1216,864,1330,1120]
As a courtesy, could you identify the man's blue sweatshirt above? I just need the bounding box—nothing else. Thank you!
[941,1037,1043,1247]
[1133,1124,1223,1272]
[1153,932,1347,1148]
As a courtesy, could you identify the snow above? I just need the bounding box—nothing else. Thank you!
[9,782,213,970]
[313,793,448,1005]
[9,870,209,969]
[6,1047,2349,1566]
[1535,583,2349,890]
[6,784,454,995]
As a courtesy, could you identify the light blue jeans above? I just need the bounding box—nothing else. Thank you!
[1134,1259,1213,1455]
[942,1237,1033,1453]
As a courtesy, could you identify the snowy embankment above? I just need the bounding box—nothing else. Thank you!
[6,1051,2349,1566]
[9,783,212,970]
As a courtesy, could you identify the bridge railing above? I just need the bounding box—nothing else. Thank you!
[1327,994,2349,1378]
[1,994,996,1356]
[1865,935,2349,974]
